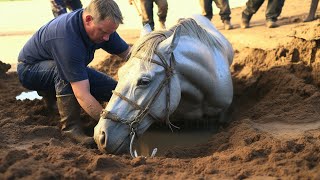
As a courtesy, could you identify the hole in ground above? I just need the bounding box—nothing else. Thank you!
[134,119,222,157]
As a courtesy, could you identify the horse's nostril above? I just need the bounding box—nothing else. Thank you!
[99,131,106,147]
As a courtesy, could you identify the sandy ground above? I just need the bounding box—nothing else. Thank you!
[1,0,320,179]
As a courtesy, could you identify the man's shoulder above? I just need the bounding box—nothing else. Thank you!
[44,10,83,41]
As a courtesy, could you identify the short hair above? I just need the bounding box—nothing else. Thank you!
[85,0,123,24]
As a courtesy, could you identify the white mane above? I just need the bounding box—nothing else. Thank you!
[130,18,225,64]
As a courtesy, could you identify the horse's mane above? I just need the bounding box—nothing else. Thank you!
[130,18,225,63]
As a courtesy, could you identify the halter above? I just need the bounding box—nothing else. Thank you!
[100,51,178,158]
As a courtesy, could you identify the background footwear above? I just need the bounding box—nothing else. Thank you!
[223,20,233,30]
[159,21,166,29]
[241,19,250,29]
[266,20,279,28]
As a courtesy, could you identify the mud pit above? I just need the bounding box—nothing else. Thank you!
[1,23,320,179]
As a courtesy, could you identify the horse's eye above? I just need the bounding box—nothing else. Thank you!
[137,77,151,86]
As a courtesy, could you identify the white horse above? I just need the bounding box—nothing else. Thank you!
[94,15,234,156]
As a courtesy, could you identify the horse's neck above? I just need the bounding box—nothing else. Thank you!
[173,35,233,109]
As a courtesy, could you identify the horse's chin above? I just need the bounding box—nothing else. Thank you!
[94,117,154,155]
[109,136,130,154]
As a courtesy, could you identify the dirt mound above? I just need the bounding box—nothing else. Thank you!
[2,22,320,180]
[232,35,320,125]
[0,60,11,77]
[94,54,126,80]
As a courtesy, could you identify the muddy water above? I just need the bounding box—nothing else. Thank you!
[135,122,219,157]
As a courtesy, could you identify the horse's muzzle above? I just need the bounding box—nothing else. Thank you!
[94,118,130,154]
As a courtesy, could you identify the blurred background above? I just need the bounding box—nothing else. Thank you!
[0,0,247,67]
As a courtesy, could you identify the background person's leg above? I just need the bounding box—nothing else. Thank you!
[140,0,155,30]
[265,0,285,22]
[199,0,213,20]
[305,0,319,22]
[213,0,233,29]
[241,0,264,28]
[155,0,168,29]
[64,0,83,11]
[213,0,231,21]
[50,0,67,17]
[242,0,264,20]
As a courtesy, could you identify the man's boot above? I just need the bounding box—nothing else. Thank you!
[57,95,95,147]
[37,91,57,113]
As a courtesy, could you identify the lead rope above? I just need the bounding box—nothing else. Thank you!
[165,53,180,132]
[129,53,178,158]
[128,75,169,158]
[130,129,158,158]
[128,52,170,158]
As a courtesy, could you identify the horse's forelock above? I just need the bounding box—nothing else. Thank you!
[131,31,172,65]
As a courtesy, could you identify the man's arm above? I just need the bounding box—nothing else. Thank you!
[69,46,131,121]
[71,79,102,121]
[117,46,131,60]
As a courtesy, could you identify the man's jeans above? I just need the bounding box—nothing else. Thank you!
[17,60,117,102]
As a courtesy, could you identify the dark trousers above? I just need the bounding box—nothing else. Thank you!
[50,0,83,17]
[17,61,116,102]
[140,0,168,30]
[199,0,231,22]
[242,0,285,21]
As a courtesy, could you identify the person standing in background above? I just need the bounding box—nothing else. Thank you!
[129,0,168,30]
[304,0,319,22]
[241,0,285,28]
[199,0,233,30]
[50,0,83,17]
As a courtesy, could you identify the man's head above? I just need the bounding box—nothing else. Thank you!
[83,0,123,43]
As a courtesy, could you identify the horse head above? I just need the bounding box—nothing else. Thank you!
[94,25,183,155]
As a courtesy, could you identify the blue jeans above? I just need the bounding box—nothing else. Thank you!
[17,60,117,102]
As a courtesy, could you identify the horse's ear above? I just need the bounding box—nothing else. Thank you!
[158,26,181,54]
[140,24,152,37]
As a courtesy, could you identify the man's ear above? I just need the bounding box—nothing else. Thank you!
[84,15,94,23]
